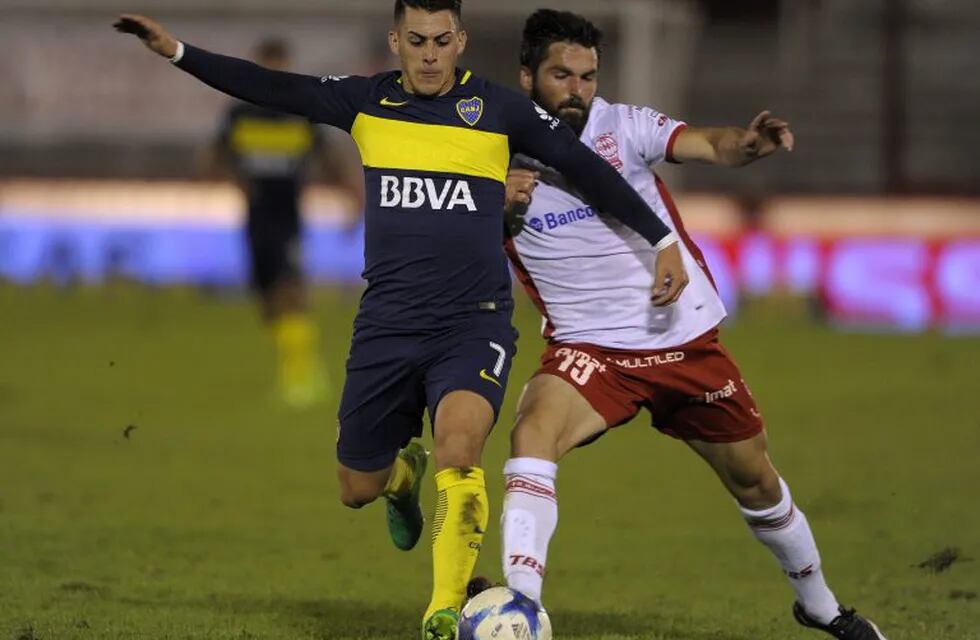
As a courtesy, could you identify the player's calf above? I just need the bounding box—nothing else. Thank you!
[688,432,782,509]
[501,374,606,605]
[423,391,495,622]
[691,436,844,625]
[501,456,558,605]
[509,416,562,462]
[432,390,494,470]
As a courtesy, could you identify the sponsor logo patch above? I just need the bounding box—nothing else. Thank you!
[479,369,501,387]
[609,351,686,369]
[379,175,476,211]
[787,563,815,580]
[531,207,598,232]
[507,554,546,577]
[690,378,738,404]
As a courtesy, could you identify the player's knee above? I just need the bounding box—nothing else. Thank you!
[339,484,379,509]
[755,467,783,505]
[434,429,482,469]
[730,459,782,509]
[337,470,384,509]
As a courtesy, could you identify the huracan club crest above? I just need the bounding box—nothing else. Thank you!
[456,97,484,126]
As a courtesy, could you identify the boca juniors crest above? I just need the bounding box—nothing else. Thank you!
[456,97,484,126]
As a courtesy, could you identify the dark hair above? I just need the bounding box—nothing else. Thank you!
[394,0,462,24]
[255,37,290,62]
[520,9,602,73]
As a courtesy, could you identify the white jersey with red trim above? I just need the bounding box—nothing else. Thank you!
[506,97,726,350]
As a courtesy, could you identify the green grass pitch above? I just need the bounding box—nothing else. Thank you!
[1,285,978,639]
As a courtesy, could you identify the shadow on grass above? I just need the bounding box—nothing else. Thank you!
[156,594,419,639]
[549,609,753,639]
[280,597,417,639]
[208,595,755,640]
[108,592,754,639]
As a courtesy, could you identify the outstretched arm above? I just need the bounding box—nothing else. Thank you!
[114,14,366,130]
[671,110,794,167]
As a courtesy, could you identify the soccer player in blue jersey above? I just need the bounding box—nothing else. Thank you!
[115,2,688,637]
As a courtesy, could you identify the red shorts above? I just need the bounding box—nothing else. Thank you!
[536,329,763,443]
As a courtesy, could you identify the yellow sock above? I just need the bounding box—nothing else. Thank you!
[424,467,489,619]
[272,312,323,402]
[383,456,415,499]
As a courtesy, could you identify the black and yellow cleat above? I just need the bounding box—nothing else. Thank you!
[422,608,459,640]
[385,442,428,551]
[794,603,888,639]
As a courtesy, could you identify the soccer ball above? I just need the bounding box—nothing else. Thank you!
[456,586,552,640]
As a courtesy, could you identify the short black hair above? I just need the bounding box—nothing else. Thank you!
[394,0,462,24]
[255,37,290,62]
[520,9,602,73]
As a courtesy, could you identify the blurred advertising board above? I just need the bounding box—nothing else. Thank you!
[1,181,978,333]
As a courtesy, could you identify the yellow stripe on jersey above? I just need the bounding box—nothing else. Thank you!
[460,70,472,85]
[230,119,314,155]
[351,113,509,184]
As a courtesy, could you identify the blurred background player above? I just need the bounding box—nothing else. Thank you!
[497,9,886,639]
[205,38,331,408]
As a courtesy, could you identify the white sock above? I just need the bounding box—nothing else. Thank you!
[740,477,841,624]
[501,457,558,605]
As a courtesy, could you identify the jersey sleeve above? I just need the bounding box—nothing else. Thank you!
[502,91,674,248]
[176,44,370,132]
[622,104,687,165]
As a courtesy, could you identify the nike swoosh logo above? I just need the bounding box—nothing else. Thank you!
[479,369,501,387]
[380,97,408,107]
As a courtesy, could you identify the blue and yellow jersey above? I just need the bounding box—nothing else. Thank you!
[177,45,672,332]
[217,102,322,209]
[334,69,519,332]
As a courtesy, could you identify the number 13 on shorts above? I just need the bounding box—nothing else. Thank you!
[555,347,606,386]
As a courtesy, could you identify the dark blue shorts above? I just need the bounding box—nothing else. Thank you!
[246,203,302,293]
[337,313,518,472]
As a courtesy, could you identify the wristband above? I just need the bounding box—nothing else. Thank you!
[169,41,185,64]
[653,232,679,252]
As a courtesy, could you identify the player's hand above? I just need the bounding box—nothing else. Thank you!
[504,169,539,215]
[738,110,794,160]
[113,14,179,59]
[651,242,689,306]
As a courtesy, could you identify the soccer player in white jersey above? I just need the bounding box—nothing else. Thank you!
[495,9,887,639]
